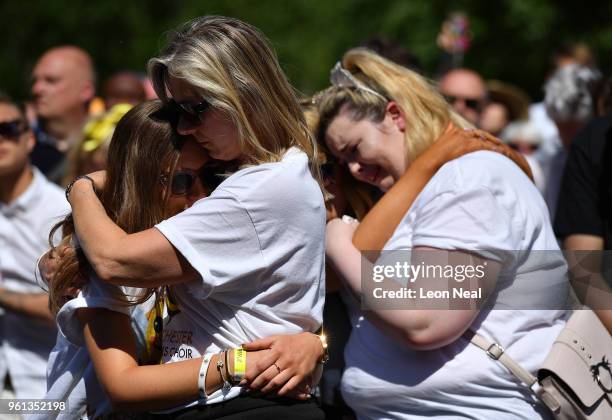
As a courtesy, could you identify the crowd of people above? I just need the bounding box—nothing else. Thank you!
[0,13,610,420]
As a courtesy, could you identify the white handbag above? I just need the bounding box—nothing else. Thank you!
[470,310,611,419]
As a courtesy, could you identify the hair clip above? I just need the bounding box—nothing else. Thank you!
[329,62,387,101]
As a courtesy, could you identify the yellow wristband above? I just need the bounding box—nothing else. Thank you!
[233,347,246,383]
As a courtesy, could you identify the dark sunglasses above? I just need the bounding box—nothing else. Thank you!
[443,95,483,111]
[0,119,27,140]
[508,142,539,153]
[161,166,224,196]
[170,98,211,121]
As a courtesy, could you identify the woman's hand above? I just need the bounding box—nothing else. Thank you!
[326,216,359,262]
[419,124,533,180]
[86,170,107,192]
[39,245,76,286]
[241,332,325,399]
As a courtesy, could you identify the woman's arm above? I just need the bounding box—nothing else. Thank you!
[68,177,197,287]
[79,308,200,411]
[0,288,54,323]
[327,220,500,349]
[353,125,532,252]
[79,308,315,411]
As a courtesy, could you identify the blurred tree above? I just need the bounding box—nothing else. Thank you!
[1,0,611,103]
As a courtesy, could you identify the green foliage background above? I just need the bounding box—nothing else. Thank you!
[2,0,611,102]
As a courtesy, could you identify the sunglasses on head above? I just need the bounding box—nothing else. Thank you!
[170,98,211,121]
[443,95,483,111]
[0,119,27,140]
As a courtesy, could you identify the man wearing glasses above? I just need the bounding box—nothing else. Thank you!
[438,68,487,127]
[0,95,69,398]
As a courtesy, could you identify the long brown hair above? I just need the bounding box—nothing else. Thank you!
[49,100,184,314]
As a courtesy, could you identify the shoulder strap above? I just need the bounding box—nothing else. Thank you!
[470,332,538,387]
[469,331,561,413]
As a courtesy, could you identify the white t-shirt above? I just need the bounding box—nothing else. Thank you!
[43,273,152,419]
[154,147,326,408]
[341,151,569,420]
[0,167,69,399]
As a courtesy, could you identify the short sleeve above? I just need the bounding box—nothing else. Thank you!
[411,186,516,263]
[154,189,265,299]
[57,274,133,347]
[554,124,603,239]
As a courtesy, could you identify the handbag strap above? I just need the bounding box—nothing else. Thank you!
[468,331,562,413]
[470,332,538,387]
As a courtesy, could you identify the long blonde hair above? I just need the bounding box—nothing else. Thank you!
[49,100,183,314]
[148,15,319,179]
[316,48,470,165]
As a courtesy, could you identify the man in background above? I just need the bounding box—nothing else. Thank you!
[30,45,95,183]
[0,95,69,398]
[438,68,487,126]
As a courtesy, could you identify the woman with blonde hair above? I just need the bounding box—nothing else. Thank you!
[320,49,569,419]
[61,16,327,418]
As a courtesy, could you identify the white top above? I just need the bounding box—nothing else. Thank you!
[0,167,69,398]
[154,147,326,408]
[44,272,152,419]
[342,151,569,420]
[529,102,562,174]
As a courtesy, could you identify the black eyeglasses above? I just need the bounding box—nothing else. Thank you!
[170,98,211,121]
[443,95,483,111]
[0,119,27,140]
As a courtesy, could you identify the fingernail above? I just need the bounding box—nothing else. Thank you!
[342,215,356,224]
[239,379,247,386]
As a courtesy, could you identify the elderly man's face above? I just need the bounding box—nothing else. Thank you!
[31,49,93,120]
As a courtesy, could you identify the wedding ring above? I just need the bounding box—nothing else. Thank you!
[273,363,282,374]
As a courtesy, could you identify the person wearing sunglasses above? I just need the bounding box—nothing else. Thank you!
[0,96,70,399]
[44,101,315,418]
[56,16,327,419]
[438,68,487,126]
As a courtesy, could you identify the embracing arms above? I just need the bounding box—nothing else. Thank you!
[326,126,527,348]
[78,308,322,411]
[67,177,197,288]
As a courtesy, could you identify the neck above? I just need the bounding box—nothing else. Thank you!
[0,165,34,205]
[42,109,88,151]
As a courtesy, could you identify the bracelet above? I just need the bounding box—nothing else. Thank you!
[224,349,230,380]
[318,330,329,364]
[65,175,96,202]
[216,351,232,392]
[233,347,246,383]
[198,353,213,400]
